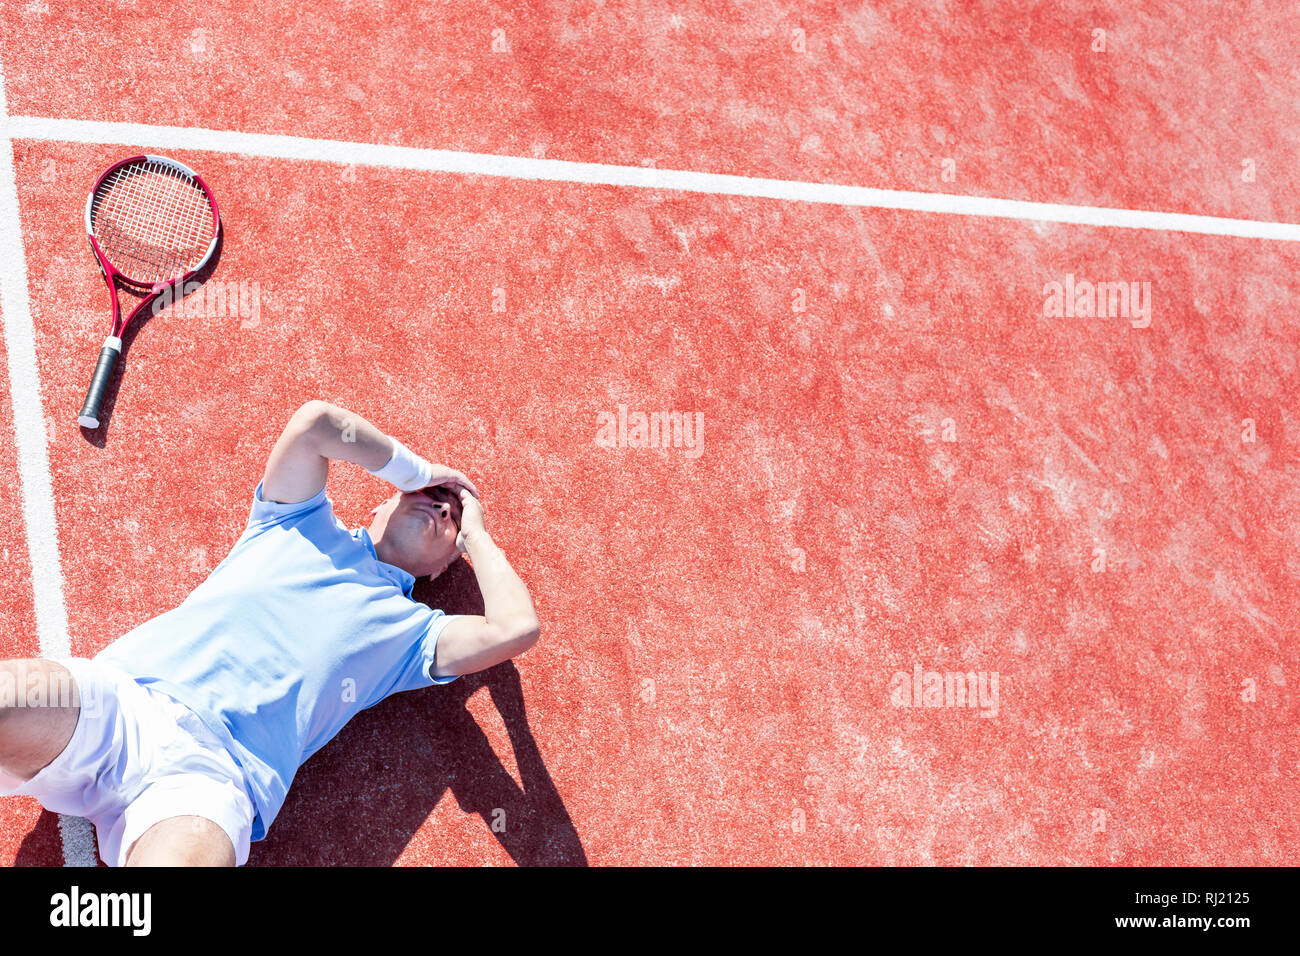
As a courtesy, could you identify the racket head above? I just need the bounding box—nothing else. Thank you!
[84,154,220,294]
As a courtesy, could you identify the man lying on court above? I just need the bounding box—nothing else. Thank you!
[0,401,540,866]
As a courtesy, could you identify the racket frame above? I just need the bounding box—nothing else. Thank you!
[77,154,221,428]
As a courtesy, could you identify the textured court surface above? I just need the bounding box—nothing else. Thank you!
[2,1,1298,866]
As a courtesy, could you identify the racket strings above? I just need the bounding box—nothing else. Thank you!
[90,159,216,285]
[97,167,206,280]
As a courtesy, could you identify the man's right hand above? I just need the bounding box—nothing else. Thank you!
[455,489,488,553]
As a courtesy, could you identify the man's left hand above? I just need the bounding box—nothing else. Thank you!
[423,465,479,500]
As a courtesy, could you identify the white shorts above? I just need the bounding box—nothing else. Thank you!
[0,657,255,867]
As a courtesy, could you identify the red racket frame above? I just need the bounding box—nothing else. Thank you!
[77,154,221,428]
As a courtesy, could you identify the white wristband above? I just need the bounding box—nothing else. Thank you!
[367,438,434,491]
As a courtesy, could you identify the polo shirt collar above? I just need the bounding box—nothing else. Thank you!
[352,528,416,596]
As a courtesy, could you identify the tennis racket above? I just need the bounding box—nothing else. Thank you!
[77,154,220,429]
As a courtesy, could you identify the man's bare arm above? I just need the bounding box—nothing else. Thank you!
[261,401,396,504]
[261,401,477,504]
[432,492,541,677]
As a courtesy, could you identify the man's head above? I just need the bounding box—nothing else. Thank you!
[368,484,464,579]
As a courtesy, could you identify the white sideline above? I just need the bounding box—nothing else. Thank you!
[8,114,1300,242]
[0,78,97,864]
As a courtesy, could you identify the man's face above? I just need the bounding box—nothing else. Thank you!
[368,485,462,579]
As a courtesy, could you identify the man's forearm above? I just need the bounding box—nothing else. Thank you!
[461,530,539,640]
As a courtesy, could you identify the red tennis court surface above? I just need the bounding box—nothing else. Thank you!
[2,1,1297,866]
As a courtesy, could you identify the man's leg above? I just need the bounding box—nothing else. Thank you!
[124,815,236,866]
[0,659,80,781]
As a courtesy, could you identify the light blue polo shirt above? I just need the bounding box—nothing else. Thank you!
[96,481,461,841]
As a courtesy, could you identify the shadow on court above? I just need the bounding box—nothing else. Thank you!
[249,557,585,866]
[13,809,69,867]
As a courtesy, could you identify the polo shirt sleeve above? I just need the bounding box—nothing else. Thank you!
[383,606,464,697]
[419,610,462,687]
[246,480,330,531]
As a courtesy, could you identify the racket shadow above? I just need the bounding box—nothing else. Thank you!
[78,229,225,448]
[247,557,587,867]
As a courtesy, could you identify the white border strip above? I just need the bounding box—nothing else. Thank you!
[0,75,96,867]
[9,114,1300,242]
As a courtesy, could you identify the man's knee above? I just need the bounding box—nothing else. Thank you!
[0,659,81,781]
[125,815,236,867]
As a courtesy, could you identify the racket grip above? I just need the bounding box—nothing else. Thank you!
[77,337,122,429]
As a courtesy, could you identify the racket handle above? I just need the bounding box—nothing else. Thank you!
[77,336,122,429]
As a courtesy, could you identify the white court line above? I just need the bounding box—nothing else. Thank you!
[8,114,1300,242]
[0,76,97,866]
